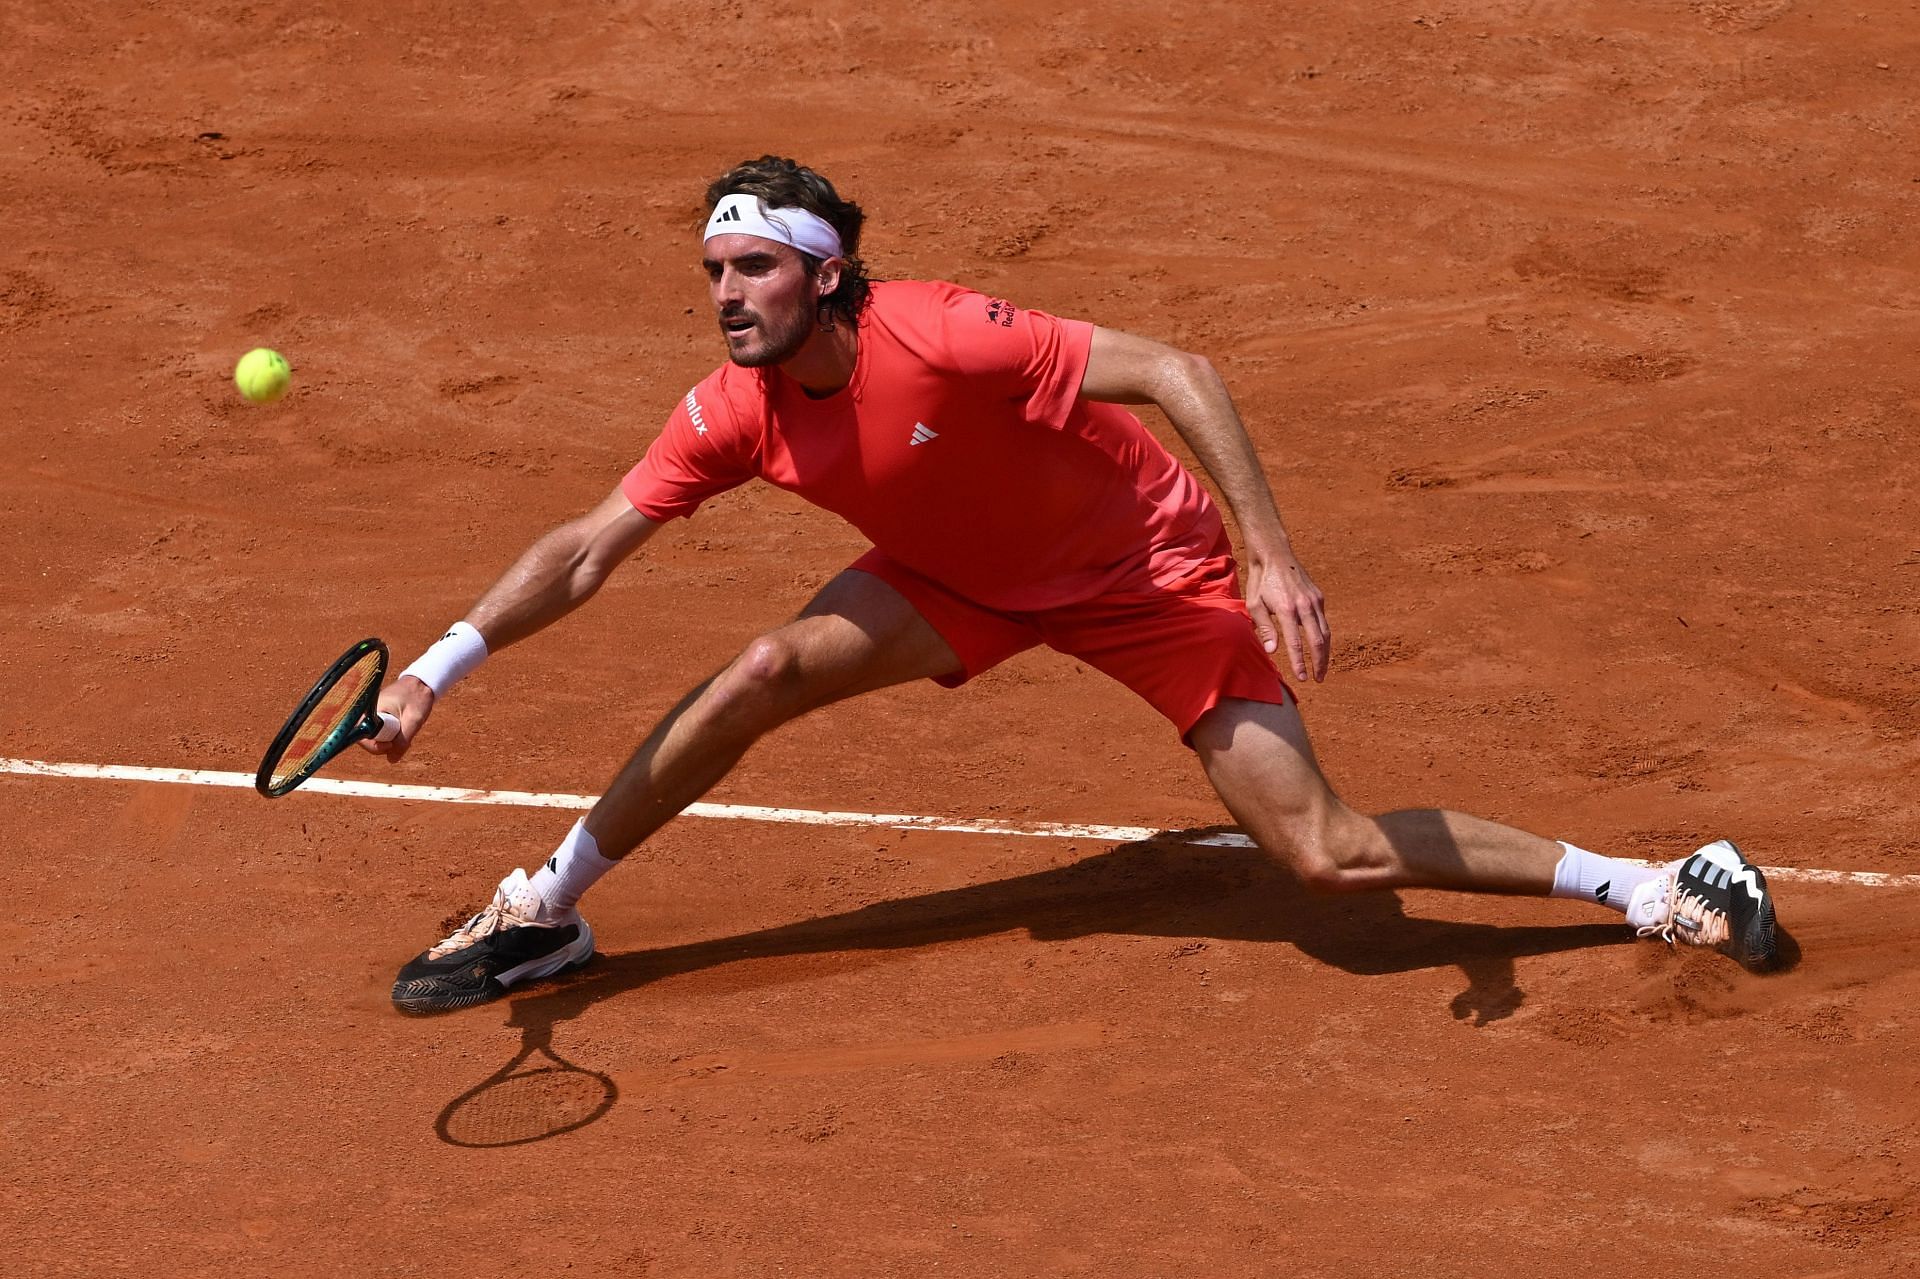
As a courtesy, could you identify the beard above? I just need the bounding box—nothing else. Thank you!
[722,302,818,368]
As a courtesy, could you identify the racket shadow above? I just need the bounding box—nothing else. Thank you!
[434,1017,617,1148]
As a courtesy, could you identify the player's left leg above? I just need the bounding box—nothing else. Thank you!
[1192,695,1781,970]
[1190,694,1561,894]
[1035,545,1780,973]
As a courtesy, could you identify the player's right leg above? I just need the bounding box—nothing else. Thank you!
[580,566,970,858]
[391,568,967,1014]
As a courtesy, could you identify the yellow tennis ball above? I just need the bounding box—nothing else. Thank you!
[234,347,292,404]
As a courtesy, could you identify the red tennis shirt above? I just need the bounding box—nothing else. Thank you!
[621,280,1227,612]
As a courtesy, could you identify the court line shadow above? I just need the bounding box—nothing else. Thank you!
[508,828,1631,1033]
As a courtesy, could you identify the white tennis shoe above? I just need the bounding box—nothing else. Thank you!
[1626,839,1780,972]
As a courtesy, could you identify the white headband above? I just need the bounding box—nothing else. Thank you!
[703,193,844,260]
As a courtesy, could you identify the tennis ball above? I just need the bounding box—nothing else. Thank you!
[234,347,292,404]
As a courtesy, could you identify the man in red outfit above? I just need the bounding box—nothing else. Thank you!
[379,156,1778,1014]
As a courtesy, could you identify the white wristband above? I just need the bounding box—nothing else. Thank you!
[399,621,489,696]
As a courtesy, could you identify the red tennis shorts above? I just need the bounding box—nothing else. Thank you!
[851,544,1292,745]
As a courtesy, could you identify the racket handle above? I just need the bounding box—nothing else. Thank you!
[358,712,402,752]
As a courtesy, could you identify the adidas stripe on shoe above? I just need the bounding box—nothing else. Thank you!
[392,868,594,1014]
[1626,839,1781,973]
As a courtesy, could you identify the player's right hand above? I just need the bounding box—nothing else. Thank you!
[364,674,435,761]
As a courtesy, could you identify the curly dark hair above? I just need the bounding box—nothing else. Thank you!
[703,155,872,326]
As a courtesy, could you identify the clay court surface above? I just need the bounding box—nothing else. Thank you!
[5,2,1919,1274]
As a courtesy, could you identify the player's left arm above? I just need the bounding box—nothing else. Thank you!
[1080,326,1330,683]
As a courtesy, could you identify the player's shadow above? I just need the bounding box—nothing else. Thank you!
[510,825,1632,1034]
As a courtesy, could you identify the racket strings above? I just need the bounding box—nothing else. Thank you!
[269,649,383,788]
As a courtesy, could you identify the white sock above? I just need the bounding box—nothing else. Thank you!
[528,819,617,916]
[1550,841,1663,915]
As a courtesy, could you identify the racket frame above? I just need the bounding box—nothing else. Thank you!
[254,637,391,798]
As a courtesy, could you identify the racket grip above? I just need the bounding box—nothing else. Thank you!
[373,712,401,743]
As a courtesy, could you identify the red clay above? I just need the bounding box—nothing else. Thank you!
[4,3,1918,1275]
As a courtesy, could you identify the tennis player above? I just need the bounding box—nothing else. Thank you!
[378,156,1780,1013]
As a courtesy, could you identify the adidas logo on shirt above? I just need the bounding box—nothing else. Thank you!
[909,422,939,446]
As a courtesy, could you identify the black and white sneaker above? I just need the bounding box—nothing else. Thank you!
[1626,839,1781,973]
[391,868,594,1014]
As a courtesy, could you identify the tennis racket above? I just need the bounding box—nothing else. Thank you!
[254,637,401,797]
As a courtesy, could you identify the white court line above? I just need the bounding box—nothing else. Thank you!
[1,755,1912,890]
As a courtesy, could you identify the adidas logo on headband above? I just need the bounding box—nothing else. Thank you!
[702,193,844,260]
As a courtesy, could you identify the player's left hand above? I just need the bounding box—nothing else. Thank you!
[1244,542,1330,683]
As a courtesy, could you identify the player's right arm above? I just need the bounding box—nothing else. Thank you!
[462,486,660,651]
[370,486,660,759]
[375,369,756,760]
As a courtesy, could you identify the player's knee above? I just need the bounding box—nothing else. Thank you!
[1288,850,1368,894]
[1260,811,1385,894]
[709,634,806,727]
[735,635,802,690]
